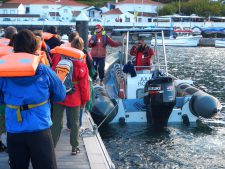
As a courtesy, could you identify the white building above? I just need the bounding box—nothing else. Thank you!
[114,0,162,15]
[0,3,25,14]
[102,8,123,23]
[3,0,88,21]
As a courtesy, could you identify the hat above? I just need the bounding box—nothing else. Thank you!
[96,24,104,30]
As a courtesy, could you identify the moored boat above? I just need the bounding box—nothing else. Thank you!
[90,28,222,130]
[215,39,225,48]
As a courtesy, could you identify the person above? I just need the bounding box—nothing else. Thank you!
[88,24,122,86]
[60,31,80,47]
[0,26,17,47]
[0,29,66,169]
[51,41,90,155]
[130,38,155,71]
[72,37,95,127]
[44,26,61,49]
[34,30,52,66]
[0,26,17,152]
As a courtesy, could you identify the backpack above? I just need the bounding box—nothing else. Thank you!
[55,56,75,95]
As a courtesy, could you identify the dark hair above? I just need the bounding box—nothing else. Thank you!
[33,30,44,40]
[13,29,37,54]
[71,37,84,50]
[47,26,57,34]
[4,26,17,39]
[68,31,79,43]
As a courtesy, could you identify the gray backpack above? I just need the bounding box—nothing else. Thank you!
[55,57,75,94]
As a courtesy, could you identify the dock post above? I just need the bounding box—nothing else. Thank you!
[76,11,89,50]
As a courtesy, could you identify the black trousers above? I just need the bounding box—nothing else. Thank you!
[7,128,57,169]
[93,57,105,82]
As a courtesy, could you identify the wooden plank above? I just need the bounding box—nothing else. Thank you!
[0,111,114,169]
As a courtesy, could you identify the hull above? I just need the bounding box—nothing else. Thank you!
[215,39,225,48]
[151,36,202,47]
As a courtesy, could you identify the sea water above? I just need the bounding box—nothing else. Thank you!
[100,47,225,169]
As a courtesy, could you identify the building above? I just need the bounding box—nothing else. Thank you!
[2,0,88,22]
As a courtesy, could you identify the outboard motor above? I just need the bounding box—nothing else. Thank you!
[91,87,118,125]
[144,77,176,129]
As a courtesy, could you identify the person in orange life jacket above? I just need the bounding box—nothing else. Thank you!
[71,37,95,128]
[51,42,90,155]
[0,26,17,153]
[88,24,122,86]
[34,30,52,65]
[0,29,66,169]
[45,26,61,50]
[0,26,17,47]
[60,31,80,47]
[130,38,155,70]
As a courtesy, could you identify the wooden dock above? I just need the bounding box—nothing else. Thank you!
[0,112,114,169]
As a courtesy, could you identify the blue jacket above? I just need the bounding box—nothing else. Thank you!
[0,64,66,133]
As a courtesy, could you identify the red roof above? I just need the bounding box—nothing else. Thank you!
[6,0,88,6]
[103,8,123,15]
[117,0,161,5]
[0,3,21,8]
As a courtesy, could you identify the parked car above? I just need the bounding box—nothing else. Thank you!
[38,18,48,21]
[3,18,11,21]
[90,18,103,22]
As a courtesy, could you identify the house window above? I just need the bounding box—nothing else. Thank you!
[43,6,48,9]
[26,7,30,14]
[138,18,142,22]
[64,9,68,13]
[3,10,7,14]
[10,10,15,14]
[148,18,152,22]
[125,17,130,22]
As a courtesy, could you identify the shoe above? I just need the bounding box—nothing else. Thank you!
[0,141,6,153]
[71,147,80,155]
[100,81,104,86]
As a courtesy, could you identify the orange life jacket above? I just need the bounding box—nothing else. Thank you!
[0,46,13,57]
[50,46,86,60]
[0,38,10,47]
[0,53,40,77]
[43,32,57,40]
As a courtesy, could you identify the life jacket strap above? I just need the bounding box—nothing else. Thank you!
[72,81,78,84]
[6,100,49,123]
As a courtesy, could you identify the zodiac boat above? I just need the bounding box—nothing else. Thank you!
[90,28,222,129]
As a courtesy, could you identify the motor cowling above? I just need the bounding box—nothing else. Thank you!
[144,77,176,129]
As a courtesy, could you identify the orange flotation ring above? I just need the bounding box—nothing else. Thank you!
[50,46,85,60]
[0,38,10,47]
[0,46,13,57]
[0,53,40,77]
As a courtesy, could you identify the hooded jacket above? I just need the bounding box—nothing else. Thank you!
[88,32,122,58]
[0,64,66,133]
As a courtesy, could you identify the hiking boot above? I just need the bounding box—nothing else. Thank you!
[71,147,80,156]
[0,141,6,153]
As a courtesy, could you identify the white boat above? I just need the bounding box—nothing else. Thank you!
[215,39,225,48]
[90,28,221,129]
[151,28,202,47]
